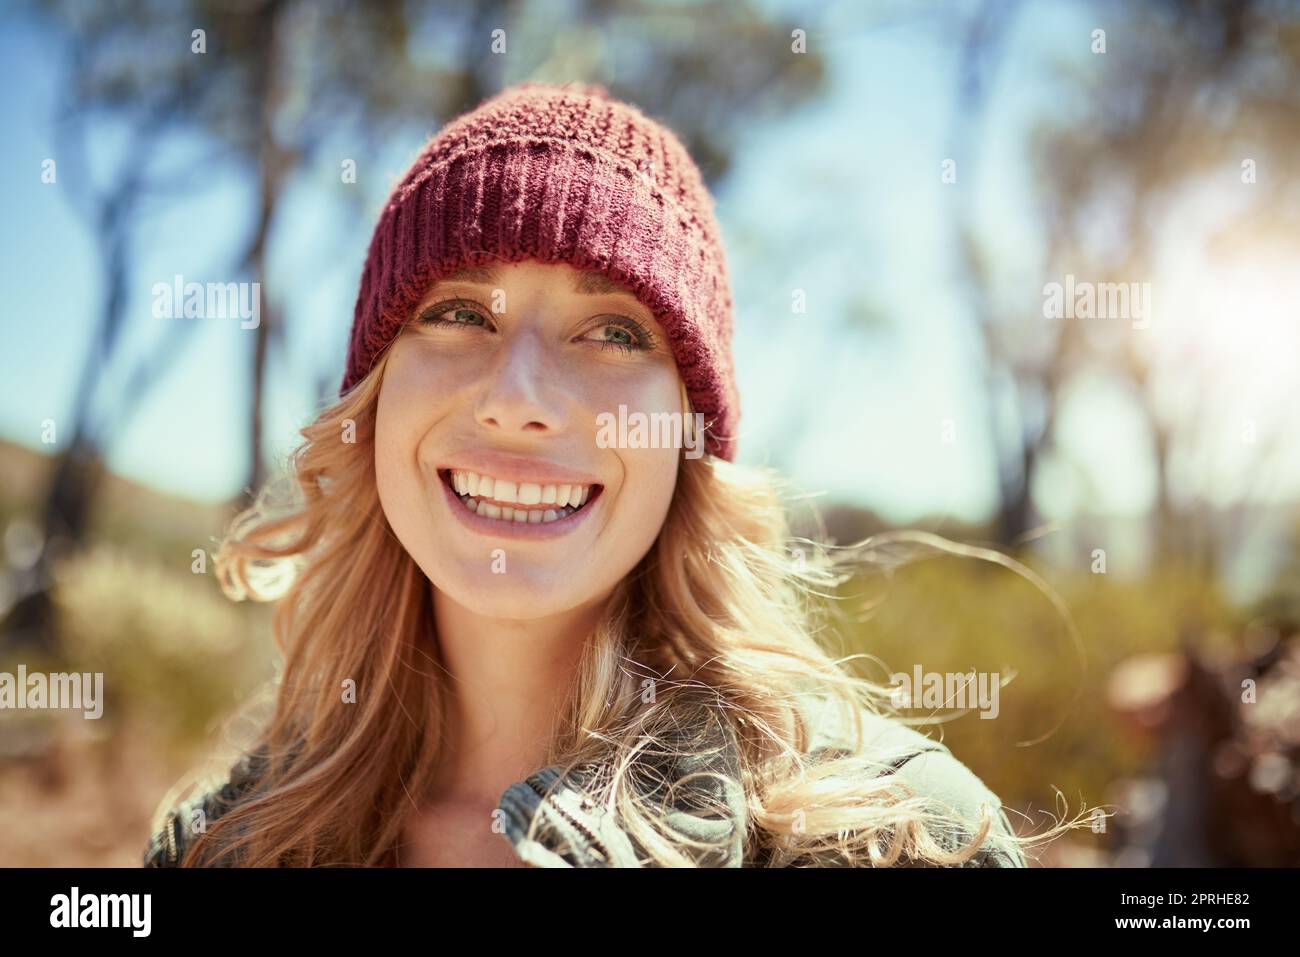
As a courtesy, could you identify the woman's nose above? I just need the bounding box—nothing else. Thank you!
[473,330,565,437]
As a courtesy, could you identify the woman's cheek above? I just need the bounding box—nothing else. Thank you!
[391,338,476,395]
[374,400,419,531]
[379,343,466,462]
[586,369,686,532]
[612,445,680,542]
[375,353,443,527]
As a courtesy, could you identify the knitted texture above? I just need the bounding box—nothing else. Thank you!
[341,80,739,461]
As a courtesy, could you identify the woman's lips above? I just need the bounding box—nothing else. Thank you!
[436,469,604,540]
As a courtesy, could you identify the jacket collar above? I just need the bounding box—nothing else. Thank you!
[492,692,869,867]
[495,703,748,867]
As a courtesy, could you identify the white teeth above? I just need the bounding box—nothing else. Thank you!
[447,470,593,513]
[457,496,575,524]
[449,467,590,525]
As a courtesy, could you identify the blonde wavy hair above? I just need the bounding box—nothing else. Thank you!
[167,345,1091,867]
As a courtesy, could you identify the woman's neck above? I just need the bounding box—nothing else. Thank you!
[428,588,607,806]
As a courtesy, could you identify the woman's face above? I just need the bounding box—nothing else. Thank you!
[374,258,686,620]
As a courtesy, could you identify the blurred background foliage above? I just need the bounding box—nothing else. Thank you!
[2,0,1299,865]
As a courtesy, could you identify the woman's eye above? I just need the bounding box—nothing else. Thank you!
[586,318,655,354]
[417,300,491,328]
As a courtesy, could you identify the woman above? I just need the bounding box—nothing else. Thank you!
[144,81,1080,868]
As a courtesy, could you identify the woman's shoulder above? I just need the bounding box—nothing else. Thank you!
[142,747,271,867]
[801,695,1027,867]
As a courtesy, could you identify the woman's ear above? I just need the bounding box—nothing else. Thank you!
[679,379,700,460]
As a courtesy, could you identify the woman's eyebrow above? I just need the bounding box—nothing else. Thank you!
[430,266,628,297]
[572,271,633,296]
[433,265,500,286]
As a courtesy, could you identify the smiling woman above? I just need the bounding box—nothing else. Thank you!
[374,258,684,619]
[143,81,1086,869]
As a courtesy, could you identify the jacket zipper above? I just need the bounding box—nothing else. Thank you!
[524,777,612,864]
[164,812,179,865]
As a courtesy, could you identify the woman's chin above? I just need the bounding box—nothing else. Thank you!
[443,574,581,619]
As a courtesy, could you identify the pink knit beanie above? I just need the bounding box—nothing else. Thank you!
[341,80,739,461]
